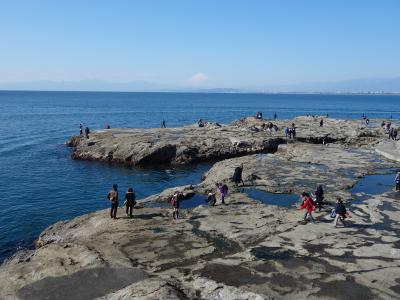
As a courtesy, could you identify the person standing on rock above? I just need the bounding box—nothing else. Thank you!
[300,192,315,223]
[216,183,228,205]
[107,184,119,219]
[315,185,324,211]
[333,197,347,227]
[320,118,324,127]
[395,172,400,191]
[161,120,166,128]
[274,113,277,120]
[170,191,182,219]
[390,128,398,141]
[79,123,83,135]
[232,164,245,186]
[125,187,136,218]
[291,123,296,138]
[85,127,90,139]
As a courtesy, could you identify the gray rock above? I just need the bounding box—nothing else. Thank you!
[376,140,400,162]
[2,117,400,299]
[66,117,387,166]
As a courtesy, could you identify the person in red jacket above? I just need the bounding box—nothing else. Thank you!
[300,192,315,223]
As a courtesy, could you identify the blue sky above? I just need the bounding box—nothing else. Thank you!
[1,0,400,90]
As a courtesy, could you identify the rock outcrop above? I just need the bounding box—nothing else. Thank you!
[376,139,400,162]
[1,117,400,299]
[66,117,387,166]
[2,189,400,299]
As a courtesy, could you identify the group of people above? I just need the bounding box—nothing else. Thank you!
[198,119,206,127]
[254,112,277,120]
[204,183,229,207]
[79,124,90,139]
[103,163,245,221]
[250,122,279,133]
[381,121,398,140]
[263,122,279,133]
[168,165,245,219]
[284,123,297,139]
[362,114,370,125]
[106,170,400,226]
[299,186,348,228]
[169,183,228,220]
[107,184,137,219]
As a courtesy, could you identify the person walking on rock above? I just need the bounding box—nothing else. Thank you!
[333,197,347,227]
[232,163,245,186]
[85,127,90,139]
[216,183,228,205]
[395,172,400,191]
[161,120,166,128]
[107,184,119,219]
[124,187,136,218]
[300,192,315,223]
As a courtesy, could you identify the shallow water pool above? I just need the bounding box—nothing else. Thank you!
[180,194,208,209]
[244,188,299,207]
[350,170,397,203]
[144,193,208,209]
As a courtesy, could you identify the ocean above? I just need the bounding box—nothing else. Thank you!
[0,91,399,263]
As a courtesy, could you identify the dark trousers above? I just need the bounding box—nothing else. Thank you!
[126,205,133,217]
[304,212,314,221]
[396,182,400,191]
[110,201,118,218]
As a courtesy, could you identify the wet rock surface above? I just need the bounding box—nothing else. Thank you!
[17,267,148,300]
[1,117,400,299]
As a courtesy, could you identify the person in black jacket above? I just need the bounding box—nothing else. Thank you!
[315,185,324,211]
[333,197,347,227]
[125,187,136,218]
[206,192,216,206]
[232,163,244,186]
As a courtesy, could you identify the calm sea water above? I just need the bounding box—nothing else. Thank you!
[0,91,399,263]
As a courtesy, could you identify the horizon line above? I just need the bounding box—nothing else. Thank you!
[1,89,400,96]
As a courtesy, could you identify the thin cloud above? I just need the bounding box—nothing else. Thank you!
[187,72,208,86]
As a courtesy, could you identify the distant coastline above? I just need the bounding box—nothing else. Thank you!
[1,89,400,96]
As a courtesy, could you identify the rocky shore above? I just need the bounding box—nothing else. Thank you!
[1,117,400,299]
[66,116,386,166]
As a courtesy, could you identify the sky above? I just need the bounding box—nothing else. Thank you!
[1,0,400,91]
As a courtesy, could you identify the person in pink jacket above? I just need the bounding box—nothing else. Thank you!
[300,192,315,223]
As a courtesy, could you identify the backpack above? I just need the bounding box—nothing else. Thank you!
[108,190,117,203]
[170,196,177,206]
